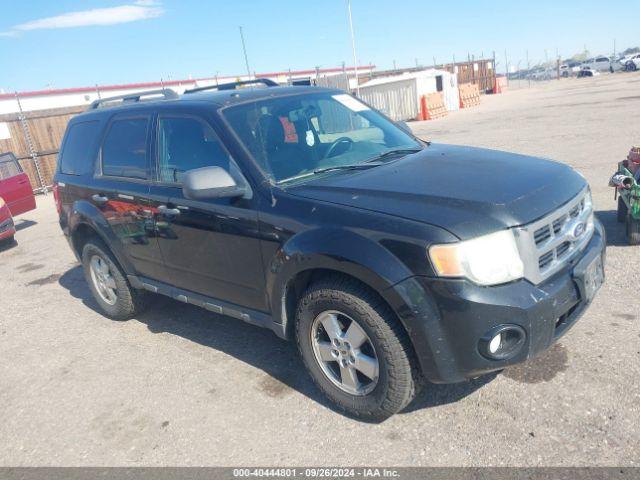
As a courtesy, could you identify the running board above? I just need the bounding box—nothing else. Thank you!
[127,275,286,338]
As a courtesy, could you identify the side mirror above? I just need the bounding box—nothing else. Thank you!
[396,120,411,134]
[182,166,247,200]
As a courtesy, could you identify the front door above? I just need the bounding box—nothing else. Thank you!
[151,114,266,311]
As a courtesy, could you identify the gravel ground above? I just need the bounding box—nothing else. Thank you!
[1,73,638,467]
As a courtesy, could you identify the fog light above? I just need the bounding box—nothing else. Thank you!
[488,333,502,354]
[479,324,526,360]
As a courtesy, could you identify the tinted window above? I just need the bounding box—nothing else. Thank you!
[59,121,100,175]
[102,118,149,179]
[157,117,230,183]
[224,92,419,183]
[0,153,21,180]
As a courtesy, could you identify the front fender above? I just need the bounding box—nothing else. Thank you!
[267,227,414,329]
[68,200,136,276]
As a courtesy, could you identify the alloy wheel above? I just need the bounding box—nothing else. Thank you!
[310,310,379,396]
[89,255,117,305]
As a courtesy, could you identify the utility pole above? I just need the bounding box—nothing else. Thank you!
[239,26,252,79]
[504,49,509,84]
[346,0,360,95]
[526,50,530,88]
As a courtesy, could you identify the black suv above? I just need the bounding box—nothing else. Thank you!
[54,81,605,420]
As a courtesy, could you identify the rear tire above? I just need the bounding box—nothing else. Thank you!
[617,196,628,223]
[295,275,421,421]
[82,238,148,320]
[0,235,15,247]
[626,214,640,245]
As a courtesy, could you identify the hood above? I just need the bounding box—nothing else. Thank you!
[285,143,587,240]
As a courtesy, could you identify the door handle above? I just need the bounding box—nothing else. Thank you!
[91,194,109,204]
[158,205,181,216]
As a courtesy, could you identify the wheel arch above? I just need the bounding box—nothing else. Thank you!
[266,228,417,344]
[68,200,135,275]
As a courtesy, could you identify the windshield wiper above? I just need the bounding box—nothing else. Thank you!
[367,147,423,163]
[313,162,383,174]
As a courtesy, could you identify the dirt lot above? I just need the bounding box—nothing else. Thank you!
[1,73,639,466]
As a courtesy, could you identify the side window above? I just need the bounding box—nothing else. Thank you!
[157,116,230,183]
[0,153,22,180]
[101,117,149,179]
[59,120,100,175]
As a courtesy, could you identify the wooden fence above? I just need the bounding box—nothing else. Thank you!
[0,105,84,191]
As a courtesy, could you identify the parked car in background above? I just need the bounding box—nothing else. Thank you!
[0,152,36,217]
[0,196,16,245]
[577,67,600,78]
[623,54,640,71]
[530,68,553,80]
[582,56,621,73]
[560,61,582,77]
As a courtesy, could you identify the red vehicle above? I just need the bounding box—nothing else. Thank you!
[0,196,16,244]
[0,152,36,217]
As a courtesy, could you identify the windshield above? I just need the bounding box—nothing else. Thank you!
[223,92,421,183]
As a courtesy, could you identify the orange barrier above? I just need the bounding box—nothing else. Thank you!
[417,92,448,121]
[493,76,508,94]
[459,83,481,108]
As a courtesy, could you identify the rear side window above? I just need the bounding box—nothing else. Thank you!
[59,121,100,175]
[0,153,22,180]
[102,117,149,179]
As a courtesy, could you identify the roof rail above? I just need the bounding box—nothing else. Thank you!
[184,78,278,94]
[88,88,178,110]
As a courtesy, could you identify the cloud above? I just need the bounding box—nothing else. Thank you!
[1,1,163,36]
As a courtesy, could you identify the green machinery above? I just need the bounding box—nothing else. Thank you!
[611,163,640,245]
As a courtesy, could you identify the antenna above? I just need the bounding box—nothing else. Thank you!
[239,26,252,79]
[346,0,359,95]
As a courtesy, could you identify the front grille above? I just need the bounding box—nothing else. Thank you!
[514,188,594,285]
[538,251,554,269]
[534,225,551,245]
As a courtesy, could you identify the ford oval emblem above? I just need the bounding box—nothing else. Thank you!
[573,222,586,238]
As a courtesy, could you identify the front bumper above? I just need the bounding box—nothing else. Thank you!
[0,217,15,240]
[391,219,606,383]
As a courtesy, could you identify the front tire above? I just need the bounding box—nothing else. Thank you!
[82,239,148,320]
[295,276,421,421]
[0,235,14,245]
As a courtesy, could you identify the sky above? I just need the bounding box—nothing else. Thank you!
[0,0,638,92]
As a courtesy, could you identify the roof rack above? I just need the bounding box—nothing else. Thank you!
[184,78,278,94]
[88,88,178,110]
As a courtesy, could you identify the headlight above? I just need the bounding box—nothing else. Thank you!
[0,197,5,208]
[429,230,524,286]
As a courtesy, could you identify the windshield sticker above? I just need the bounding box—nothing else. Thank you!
[305,130,315,146]
[332,94,370,112]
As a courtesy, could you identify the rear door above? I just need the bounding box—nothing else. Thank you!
[0,152,36,216]
[95,113,166,281]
